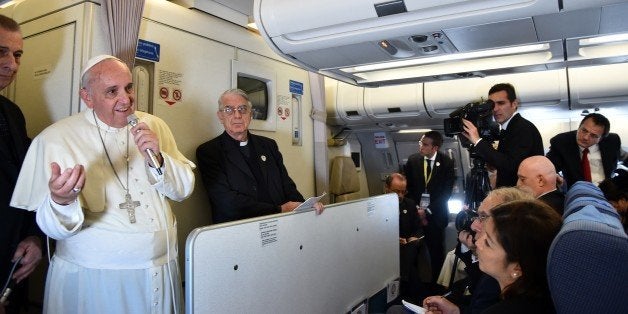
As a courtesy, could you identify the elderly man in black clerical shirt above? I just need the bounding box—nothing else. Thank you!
[196,88,323,224]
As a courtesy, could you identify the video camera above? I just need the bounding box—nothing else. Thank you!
[443,100,500,148]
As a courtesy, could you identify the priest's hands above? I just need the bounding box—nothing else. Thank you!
[130,121,163,169]
[49,162,86,205]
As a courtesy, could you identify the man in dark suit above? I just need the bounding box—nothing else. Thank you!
[546,113,622,189]
[517,156,564,214]
[385,173,427,303]
[0,15,43,314]
[462,83,544,188]
[404,131,455,285]
[196,89,322,224]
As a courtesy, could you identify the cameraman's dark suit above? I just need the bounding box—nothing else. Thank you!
[546,130,621,189]
[405,151,455,283]
[474,113,544,187]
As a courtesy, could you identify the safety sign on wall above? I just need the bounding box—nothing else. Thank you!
[158,69,183,106]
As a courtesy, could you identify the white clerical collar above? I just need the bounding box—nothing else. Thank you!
[240,140,248,146]
[86,108,125,133]
[499,113,517,130]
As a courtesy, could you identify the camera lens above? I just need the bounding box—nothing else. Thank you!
[455,209,478,232]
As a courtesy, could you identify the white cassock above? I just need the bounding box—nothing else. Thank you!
[11,108,195,314]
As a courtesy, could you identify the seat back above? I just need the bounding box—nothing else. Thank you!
[329,156,361,203]
[547,181,628,314]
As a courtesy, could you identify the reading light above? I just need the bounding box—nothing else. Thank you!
[379,40,398,55]
[246,16,258,31]
[341,43,550,73]
[398,128,432,133]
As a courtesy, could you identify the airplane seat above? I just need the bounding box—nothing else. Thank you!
[329,156,361,203]
[547,181,628,314]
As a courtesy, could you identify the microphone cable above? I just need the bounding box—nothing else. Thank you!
[1,256,23,304]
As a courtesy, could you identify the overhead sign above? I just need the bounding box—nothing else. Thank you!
[136,39,160,62]
[289,80,303,95]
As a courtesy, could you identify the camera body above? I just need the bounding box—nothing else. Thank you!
[444,100,500,148]
[455,209,478,233]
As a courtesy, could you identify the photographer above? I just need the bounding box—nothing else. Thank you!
[430,187,534,314]
[461,83,544,188]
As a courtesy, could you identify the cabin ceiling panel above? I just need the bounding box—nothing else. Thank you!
[600,3,628,33]
[444,18,538,52]
[534,8,601,41]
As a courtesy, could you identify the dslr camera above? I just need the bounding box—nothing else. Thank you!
[455,208,478,233]
[443,100,500,148]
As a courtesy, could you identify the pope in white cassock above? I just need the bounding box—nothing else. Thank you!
[10,55,195,314]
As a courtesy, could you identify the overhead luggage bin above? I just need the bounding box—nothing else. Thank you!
[569,63,628,109]
[325,80,369,126]
[363,83,426,121]
[254,0,628,86]
[423,69,569,119]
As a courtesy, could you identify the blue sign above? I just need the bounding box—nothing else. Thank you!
[136,39,160,62]
[289,80,303,95]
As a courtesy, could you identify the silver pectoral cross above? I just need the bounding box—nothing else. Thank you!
[119,193,141,223]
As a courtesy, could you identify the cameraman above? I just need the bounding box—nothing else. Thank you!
[462,83,543,187]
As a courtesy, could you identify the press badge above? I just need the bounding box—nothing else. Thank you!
[420,193,432,215]
[420,193,430,208]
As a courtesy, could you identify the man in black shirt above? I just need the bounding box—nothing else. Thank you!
[0,14,43,314]
[196,89,322,223]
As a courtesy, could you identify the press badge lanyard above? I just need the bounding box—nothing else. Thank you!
[424,158,433,184]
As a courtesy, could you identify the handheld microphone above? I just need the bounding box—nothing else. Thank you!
[1,256,22,305]
[127,114,163,175]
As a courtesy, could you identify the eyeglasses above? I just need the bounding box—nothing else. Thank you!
[219,105,250,116]
[390,189,407,195]
[471,213,491,223]
[577,126,602,140]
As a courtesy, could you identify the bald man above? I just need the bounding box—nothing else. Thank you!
[517,156,565,214]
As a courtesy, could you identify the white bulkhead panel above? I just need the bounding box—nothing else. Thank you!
[424,69,569,118]
[8,1,108,138]
[363,83,426,120]
[569,63,628,108]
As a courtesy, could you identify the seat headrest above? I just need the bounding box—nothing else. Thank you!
[329,156,360,195]
[563,181,621,226]
[547,181,628,314]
